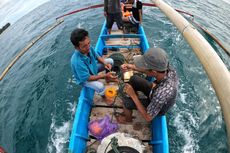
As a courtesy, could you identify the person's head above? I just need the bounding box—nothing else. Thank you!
[128,0,134,4]
[70,28,90,54]
[134,48,169,77]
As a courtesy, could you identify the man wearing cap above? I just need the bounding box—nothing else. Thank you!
[117,48,179,123]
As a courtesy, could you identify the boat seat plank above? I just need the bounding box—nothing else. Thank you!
[93,93,123,107]
[101,34,143,39]
[105,29,140,47]
[106,38,140,46]
[104,45,140,49]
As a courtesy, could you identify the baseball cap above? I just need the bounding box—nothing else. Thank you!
[133,48,169,71]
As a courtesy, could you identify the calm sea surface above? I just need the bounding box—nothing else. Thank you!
[0,0,229,152]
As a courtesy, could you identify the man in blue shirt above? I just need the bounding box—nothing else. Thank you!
[70,28,117,97]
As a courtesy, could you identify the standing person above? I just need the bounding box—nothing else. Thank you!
[70,28,117,103]
[122,0,142,26]
[116,48,179,123]
[104,0,123,34]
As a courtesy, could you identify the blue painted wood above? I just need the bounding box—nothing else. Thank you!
[100,34,143,39]
[68,88,94,153]
[68,21,169,153]
[104,45,140,49]
[151,116,169,153]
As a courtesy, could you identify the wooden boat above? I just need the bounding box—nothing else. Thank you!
[0,1,229,151]
[67,1,230,152]
[68,21,169,153]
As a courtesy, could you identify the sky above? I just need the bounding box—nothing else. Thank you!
[0,0,50,27]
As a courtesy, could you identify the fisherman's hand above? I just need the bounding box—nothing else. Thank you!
[124,83,136,97]
[120,64,127,71]
[105,72,118,83]
[105,72,118,79]
[104,63,112,71]
[121,64,135,71]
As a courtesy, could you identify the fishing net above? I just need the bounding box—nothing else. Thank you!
[108,53,125,77]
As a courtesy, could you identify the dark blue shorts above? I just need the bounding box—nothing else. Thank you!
[120,75,152,110]
[106,12,123,29]
[122,95,150,110]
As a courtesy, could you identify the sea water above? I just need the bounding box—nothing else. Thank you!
[0,0,229,152]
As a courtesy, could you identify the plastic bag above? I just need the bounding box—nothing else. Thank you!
[88,115,118,140]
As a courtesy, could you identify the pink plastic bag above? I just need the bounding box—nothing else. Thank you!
[88,115,118,140]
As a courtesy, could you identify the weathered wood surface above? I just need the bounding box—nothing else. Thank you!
[87,29,151,152]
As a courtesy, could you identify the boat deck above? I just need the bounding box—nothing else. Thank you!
[87,29,152,152]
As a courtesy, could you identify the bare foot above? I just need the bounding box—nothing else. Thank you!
[114,113,132,124]
[105,77,119,83]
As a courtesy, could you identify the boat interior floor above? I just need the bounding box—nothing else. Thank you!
[87,28,152,152]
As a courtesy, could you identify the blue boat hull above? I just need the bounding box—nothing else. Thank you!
[69,22,169,153]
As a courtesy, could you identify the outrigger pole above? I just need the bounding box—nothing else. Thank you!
[152,0,230,148]
[0,19,64,81]
[55,3,194,20]
[142,3,194,17]
[56,4,104,20]
[190,19,230,57]
[0,3,195,81]
[144,3,230,56]
[56,3,229,57]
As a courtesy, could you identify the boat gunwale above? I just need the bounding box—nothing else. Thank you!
[68,21,169,153]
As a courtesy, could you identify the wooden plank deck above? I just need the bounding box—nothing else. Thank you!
[87,29,152,152]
